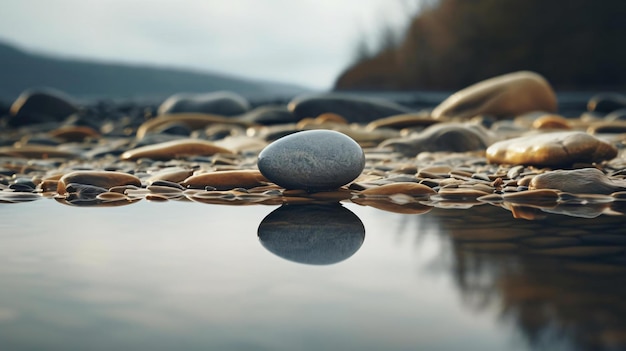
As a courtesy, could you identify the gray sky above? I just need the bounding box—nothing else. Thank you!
[0,0,416,90]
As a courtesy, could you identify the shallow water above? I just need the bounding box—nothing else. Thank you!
[1,200,625,351]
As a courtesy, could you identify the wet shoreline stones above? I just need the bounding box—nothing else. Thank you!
[0,71,626,221]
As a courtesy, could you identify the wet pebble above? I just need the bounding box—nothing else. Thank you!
[288,93,412,123]
[158,91,250,116]
[380,123,491,156]
[432,71,557,119]
[121,139,234,161]
[257,130,365,191]
[181,170,268,190]
[8,88,78,126]
[486,131,618,167]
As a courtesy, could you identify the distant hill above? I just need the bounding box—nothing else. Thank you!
[0,41,311,102]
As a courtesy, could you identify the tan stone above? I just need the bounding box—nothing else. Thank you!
[501,190,559,207]
[486,131,618,166]
[145,167,194,184]
[181,170,269,190]
[49,125,100,141]
[121,139,234,161]
[532,114,571,130]
[432,71,557,119]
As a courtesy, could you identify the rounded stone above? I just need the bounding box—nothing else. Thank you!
[257,130,365,191]
[288,93,412,123]
[258,204,365,265]
[158,91,250,116]
[486,131,618,167]
[9,88,78,126]
[529,168,626,194]
[431,71,557,119]
[379,123,491,156]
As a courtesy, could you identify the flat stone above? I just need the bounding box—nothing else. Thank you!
[486,131,618,167]
[258,130,365,191]
[158,91,250,116]
[379,123,491,156]
[49,125,101,141]
[529,168,626,194]
[258,204,365,265]
[8,88,78,126]
[181,170,268,190]
[501,189,560,204]
[288,93,412,123]
[57,171,141,195]
[121,139,234,161]
[136,113,250,139]
[365,112,440,130]
[432,71,557,119]
[236,105,297,125]
[145,167,194,184]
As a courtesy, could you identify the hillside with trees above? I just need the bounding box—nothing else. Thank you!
[334,0,626,91]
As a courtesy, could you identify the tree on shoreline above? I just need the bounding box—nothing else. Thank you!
[335,0,626,91]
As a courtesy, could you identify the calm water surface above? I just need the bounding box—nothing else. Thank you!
[0,200,625,351]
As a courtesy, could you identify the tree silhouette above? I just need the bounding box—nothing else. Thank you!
[335,0,626,91]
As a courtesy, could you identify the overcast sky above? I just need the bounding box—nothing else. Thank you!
[0,0,417,90]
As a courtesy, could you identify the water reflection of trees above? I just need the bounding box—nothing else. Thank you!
[432,205,626,351]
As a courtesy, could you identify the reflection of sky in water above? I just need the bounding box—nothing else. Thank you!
[0,200,589,351]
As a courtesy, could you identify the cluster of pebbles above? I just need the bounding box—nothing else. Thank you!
[1,71,626,223]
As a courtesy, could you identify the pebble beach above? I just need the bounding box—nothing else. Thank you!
[1,71,626,221]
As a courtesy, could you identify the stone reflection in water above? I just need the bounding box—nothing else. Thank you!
[432,205,626,351]
[258,203,365,265]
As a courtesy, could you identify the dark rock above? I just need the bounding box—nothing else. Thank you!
[258,130,365,191]
[158,91,250,116]
[151,122,192,136]
[8,88,79,126]
[379,123,491,156]
[288,93,412,123]
[236,105,297,125]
